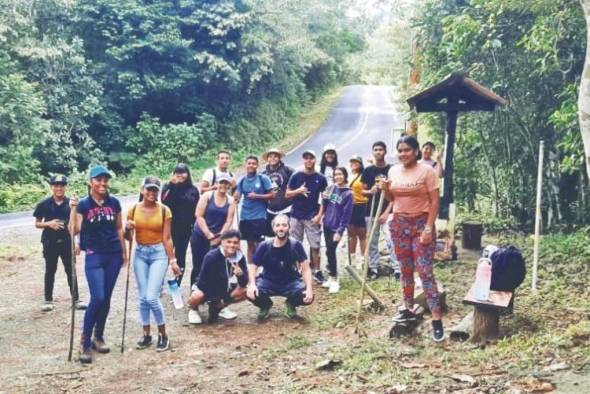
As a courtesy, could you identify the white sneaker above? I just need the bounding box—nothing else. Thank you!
[218,307,237,320]
[328,279,340,294]
[188,308,202,324]
[321,276,332,288]
[41,301,54,312]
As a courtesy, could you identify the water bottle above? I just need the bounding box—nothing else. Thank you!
[167,274,184,309]
[473,258,492,301]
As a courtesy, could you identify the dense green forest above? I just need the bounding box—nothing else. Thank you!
[0,0,367,210]
[366,0,590,230]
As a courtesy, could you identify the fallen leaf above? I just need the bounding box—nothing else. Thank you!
[400,362,426,369]
[238,370,249,377]
[449,374,476,386]
[385,384,408,394]
[543,362,568,373]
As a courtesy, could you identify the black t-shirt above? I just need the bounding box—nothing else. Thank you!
[33,197,70,243]
[361,164,391,217]
[253,238,307,284]
[161,182,200,230]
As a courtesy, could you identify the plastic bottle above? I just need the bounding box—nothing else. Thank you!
[473,258,492,301]
[167,274,184,309]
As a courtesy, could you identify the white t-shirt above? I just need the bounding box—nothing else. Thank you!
[201,167,234,186]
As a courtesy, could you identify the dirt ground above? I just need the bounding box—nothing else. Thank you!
[1,224,588,394]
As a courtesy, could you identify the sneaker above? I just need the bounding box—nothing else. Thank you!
[218,307,237,320]
[91,339,110,354]
[313,271,326,284]
[392,309,418,322]
[188,308,203,324]
[257,301,273,320]
[432,320,445,342]
[41,301,54,312]
[393,272,401,281]
[328,279,340,294]
[79,346,92,364]
[75,300,87,310]
[136,335,152,349]
[321,276,333,289]
[285,301,297,319]
[368,270,379,281]
[156,335,170,352]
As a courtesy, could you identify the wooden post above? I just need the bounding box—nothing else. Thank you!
[440,109,458,219]
[532,140,544,291]
[471,307,499,342]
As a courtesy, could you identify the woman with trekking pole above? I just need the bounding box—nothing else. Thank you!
[382,136,444,342]
[161,163,199,286]
[347,155,368,268]
[125,176,180,352]
[70,165,127,363]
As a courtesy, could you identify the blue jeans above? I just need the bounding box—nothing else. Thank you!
[366,217,400,273]
[133,243,168,326]
[249,278,312,309]
[82,251,123,350]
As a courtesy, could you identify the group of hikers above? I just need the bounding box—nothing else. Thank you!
[33,135,446,364]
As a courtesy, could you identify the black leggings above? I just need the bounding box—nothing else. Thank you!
[171,226,192,285]
[189,233,212,286]
[323,228,341,278]
[42,241,79,302]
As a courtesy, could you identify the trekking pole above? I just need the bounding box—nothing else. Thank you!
[354,190,385,335]
[67,196,79,362]
[121,234,133,354]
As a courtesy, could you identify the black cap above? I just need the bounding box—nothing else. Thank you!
[49,174,68,185]
[142,176,161,190]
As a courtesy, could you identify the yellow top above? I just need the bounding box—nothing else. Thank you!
[349,173,368,204]
[127,203,172,245]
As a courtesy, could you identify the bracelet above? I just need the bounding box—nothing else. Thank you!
[423,227,432,234]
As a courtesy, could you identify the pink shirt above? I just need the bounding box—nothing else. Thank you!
[388,163,439,214]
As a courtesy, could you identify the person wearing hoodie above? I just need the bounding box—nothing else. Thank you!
[319,167,353,293]
[261,148,294,236]
[161,164,200,286]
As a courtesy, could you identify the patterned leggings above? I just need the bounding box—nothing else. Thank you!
[390,214,440,316]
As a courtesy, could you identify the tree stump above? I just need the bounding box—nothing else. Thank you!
[471,306,499,342]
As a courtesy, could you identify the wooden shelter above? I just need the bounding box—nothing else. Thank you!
[407,73,507,219]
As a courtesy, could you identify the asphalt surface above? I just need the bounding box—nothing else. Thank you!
[0,85,403,231]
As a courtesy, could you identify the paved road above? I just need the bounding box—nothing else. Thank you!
[0,85,403,231]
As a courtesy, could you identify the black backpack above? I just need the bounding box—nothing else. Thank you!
[490,246,526,291]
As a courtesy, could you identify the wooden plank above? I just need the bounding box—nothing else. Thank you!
[463,284,513,311]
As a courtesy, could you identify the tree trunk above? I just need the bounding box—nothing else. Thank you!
[578,1,590,179]
[471,306,499,343]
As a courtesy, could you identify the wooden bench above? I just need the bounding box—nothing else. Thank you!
[457,285,513,342]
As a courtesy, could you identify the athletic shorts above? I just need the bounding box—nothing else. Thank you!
[289,217,321,249]
[349,203,367,227]
[239,219,266,242]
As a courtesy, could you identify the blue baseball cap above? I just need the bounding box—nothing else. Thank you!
[89,165,112,179]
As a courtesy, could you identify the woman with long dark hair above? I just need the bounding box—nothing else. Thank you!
[70,165,127,363]
[383,136,444,342]
[161,163,199,285]
[320,144,338,186]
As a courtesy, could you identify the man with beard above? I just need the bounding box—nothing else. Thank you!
[261,148,294,236]
[246,214,314,319]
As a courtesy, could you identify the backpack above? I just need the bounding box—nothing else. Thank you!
[211,168,234,185]
[490,246,526,291]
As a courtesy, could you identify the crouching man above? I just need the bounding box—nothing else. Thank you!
[247,214,314,319]
[187,230,248,324]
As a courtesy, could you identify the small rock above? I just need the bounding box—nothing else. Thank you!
[543,362,568,372]
[385,384,407,393]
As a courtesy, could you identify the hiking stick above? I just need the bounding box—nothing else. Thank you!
[532,140,544,291]
[121,234,133,354]
[354,191,385,335]
[67,197,79,362]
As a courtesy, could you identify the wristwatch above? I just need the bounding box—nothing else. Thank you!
[423,227,432,234]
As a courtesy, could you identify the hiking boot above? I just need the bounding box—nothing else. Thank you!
[136,335,152,350]
[156,335,170,352]
[313,271,326,284]
[207,304,221,323]
[285,301,297,319]
[393,271,401,281]
[257,301,273,320]
[218,307,237,320]
[75,300,87,310]
[392,309,418,323]
[432,320,445,342]
[188,308,202,324]
[41,301,54,312]
[328,278,340,294]
[91,339,110,354]
[79,347,92,364]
